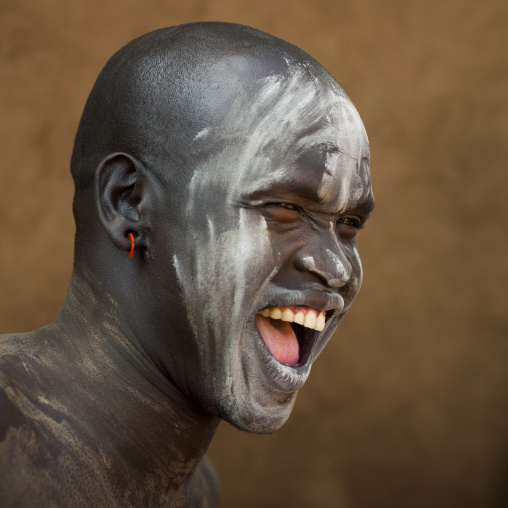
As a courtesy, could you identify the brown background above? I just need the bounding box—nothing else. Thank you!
[1,0,507,506]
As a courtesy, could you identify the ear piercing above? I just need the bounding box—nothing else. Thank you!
[127,233,135,258]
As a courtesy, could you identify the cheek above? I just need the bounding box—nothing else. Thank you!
[174,209,276,346]
[223,210,278,302]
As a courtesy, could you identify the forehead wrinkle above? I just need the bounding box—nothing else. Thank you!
[293,107,368,169]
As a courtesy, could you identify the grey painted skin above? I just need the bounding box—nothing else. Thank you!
[0,23,374,507]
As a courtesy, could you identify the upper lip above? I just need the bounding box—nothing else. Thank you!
[256,286,344,316]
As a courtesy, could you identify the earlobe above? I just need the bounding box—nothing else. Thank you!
[95,152,151,255]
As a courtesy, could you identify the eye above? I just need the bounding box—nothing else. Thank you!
[262,201,302,212]
[276,202,297,210]
[338,216,362,228]
[262,201,302,224]
[337,216,363,235]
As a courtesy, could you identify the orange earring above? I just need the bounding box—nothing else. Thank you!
[127,233,135,258]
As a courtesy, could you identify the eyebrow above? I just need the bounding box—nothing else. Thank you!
[243,180,375,216]
[244,180,323,203]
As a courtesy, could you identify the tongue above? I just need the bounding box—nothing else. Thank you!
[256,314,299,367]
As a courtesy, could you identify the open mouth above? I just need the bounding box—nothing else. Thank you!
[256,306,328,368]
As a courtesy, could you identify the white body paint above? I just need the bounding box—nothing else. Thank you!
[193,127,210,141]
[170,63,371,431]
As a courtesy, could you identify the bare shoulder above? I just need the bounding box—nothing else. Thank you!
[0,331,220,507]
[0,333,50,505]
[0,331,117,507]
[0,332,37,443]
[0,330,57,437]
[0,332,58,505]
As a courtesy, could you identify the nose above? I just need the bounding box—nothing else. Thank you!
[294,234,353,288]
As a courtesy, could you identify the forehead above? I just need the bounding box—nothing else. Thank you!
[187,66,371,212]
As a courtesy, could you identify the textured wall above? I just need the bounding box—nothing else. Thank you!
[1,1,507,506]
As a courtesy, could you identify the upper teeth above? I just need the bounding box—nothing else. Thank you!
[258,307,326,332]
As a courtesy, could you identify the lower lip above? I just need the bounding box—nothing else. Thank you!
[257,336,311,391]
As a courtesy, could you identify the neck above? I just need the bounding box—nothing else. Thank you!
[52,269,220,495]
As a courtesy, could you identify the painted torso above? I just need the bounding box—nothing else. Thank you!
[0,328,220,507]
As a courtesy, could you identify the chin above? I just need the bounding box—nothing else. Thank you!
[218,389,298,434]
[205,304,342,433]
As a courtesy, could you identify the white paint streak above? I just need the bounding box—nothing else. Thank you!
[171,63,368,428]
[302,256,316,271]
[207,217,215,241]
[318,100,369,211]
[193,127,210,141]
[325,248,349,279]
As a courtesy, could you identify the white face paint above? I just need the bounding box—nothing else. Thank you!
[166,64,373,432]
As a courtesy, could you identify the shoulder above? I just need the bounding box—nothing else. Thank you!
[0,333,35,446]
[0,331,115,507]
[0,371,117,507]
[0,359,45,506]
[0,330,54,436]
[0,338,55,506]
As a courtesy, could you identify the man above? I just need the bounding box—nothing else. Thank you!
[0,22,374,506]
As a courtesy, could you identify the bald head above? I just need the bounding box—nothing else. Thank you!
[70,22,345,194]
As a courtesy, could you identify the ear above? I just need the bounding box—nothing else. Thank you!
[95,152,152,256]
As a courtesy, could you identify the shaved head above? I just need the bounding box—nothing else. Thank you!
[70,22,347,195]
